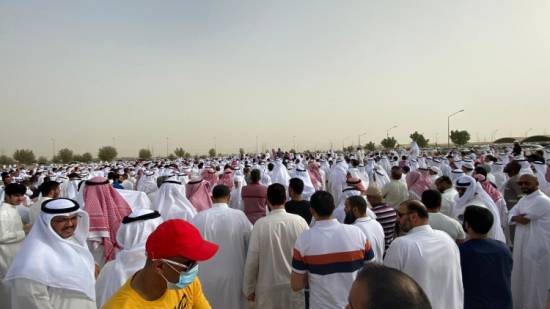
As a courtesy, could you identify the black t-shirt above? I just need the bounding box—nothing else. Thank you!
[285,200,312,225]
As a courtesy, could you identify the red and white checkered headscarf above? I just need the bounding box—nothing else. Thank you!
[83,176,132,261]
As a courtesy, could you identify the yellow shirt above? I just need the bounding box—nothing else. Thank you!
[102,275,211,309]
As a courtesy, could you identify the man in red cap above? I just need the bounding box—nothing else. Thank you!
[103,219,218,308]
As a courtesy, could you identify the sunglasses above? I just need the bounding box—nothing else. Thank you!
[160,259,197,273]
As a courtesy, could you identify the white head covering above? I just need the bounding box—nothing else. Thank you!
[271,159,291,188]
[4,198,96,300]
[454,176,505,242]
[152,180,197,220]
[532,161,550,193]
[96,209,163,307]
[294,165,316,200]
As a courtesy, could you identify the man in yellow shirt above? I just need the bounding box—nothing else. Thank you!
[103,219,219,309]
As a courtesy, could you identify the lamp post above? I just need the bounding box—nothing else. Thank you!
[342,135,353,150]
[51,138,56,159]
[447,109,465,146]
[386,125,397,138]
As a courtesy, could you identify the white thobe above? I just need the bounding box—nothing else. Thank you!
[382,180,409,209]
[10,278,96,309]
[353,216,385,262]
[384,225,463,309]
[0,202,25,309]
[191,203,252,309]
[508,190,550,309]
[29,196,51,225]
[243,209,309,309]
[440,188,457,217]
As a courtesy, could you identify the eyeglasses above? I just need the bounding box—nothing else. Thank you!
[160,259,196,273]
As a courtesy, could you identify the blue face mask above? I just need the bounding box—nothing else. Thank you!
[162,262,199,290]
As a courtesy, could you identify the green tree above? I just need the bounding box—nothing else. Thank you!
[57,148,74,163]
[208,148,217,157]
[380,137,397,149]
[450,130,471,146]
[13,149,36,164]
[409,131,430,148]
[81,152,93,162]
[239,148,245,157]
[98,146,117,162]
[72,154,83,162]
[37,156,49,164]
[138,148,152,160]
[167,153,176,160]
[174,147,186,158]
[0,155,15,165]
[364,142,376,152]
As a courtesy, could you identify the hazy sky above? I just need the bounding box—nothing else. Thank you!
[1,1,549,157]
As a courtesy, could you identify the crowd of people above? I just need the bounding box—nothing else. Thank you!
[1,141,550,309]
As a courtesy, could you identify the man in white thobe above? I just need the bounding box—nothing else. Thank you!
[29,180,60,225]
[453,175,506,243]
[95,209,163,308]
[243,183,309,309]
[345,195,385,262]
[4,198,97,309]
[192,184,252,309]
[384,200,463,309]
[0,183,27,309]
[508,174,550,309]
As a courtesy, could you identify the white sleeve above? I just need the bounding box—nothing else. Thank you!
[383,240,403,270]
[10,278,55,309]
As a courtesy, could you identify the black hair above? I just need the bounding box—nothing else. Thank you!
[310,190,335,217]
[355,264,432,309]
[474,165,488,177]
[463,205,493,235]
[346,195,367,214]
[421,190,442,210]
[436,175,452,186]
[250,169,261,182]
[212,184,231,199]
[39,180,60,196]
[402,200,429,219]
[403,166,411,173]
[289,178,304,195]
[267,163,274,172]
[4,183,26,196]
[267,183,286,206]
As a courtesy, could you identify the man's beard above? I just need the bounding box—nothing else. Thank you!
[344,212,356,224]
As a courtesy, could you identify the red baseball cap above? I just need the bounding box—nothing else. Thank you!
[146,219,218,261]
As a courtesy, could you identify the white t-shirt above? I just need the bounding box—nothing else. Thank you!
[353,216,385,262]
[428,212,465,240]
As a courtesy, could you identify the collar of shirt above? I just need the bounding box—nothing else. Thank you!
[408,224,433,234]
[313,218,338,227]
[268,208,286,215]
[212,202,228,208]
[355,216,373,223]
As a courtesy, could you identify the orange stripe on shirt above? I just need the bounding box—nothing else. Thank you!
[293,248,304,261]
[302,250,365,265]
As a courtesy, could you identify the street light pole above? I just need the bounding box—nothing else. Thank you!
[51,138,56,159]
[447,109,465,147]
[386,125,397,138]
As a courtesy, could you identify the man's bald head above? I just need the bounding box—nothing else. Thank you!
[518,174,539,195]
